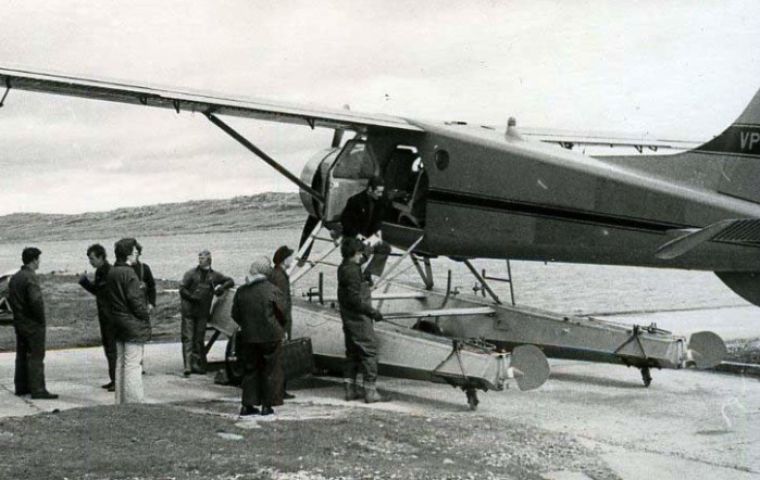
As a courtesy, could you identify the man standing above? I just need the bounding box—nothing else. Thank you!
[179,249,234,376]
[270,245,295,400]
[107,238,151,404]
[232,257,285,416]
[133,241,156,311]
[78,244,115,391]
[9,247,58,399]
[340,175,392,279]
[337,237,386,403]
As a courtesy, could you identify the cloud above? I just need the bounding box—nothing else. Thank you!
[0,0,759,213]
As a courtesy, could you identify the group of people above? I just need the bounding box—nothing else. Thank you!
[8,174,394,415]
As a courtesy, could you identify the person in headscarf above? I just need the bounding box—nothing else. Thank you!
[231,256,285,416]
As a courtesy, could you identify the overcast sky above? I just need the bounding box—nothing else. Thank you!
[1,0,759,214]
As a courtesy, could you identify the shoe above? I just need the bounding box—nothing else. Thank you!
[101,382,114,390]
[239,405,260,416]
[183,371,191,378]
[31,391,59,400]
[364,384,387,404]
[14,390,30,396]
[283,391,296,400]
[260,406,275,416]
[107,384,116,392]
[191,367,207,375]
[344,382,363,401]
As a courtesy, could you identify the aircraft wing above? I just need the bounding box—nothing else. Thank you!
[0,65,423,133]
[519,127,702,151]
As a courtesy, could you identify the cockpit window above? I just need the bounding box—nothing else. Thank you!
[332,140,376,179]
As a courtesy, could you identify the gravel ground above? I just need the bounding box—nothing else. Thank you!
[0,400,620,480]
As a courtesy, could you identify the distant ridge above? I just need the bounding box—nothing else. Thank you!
[0,192,303,242]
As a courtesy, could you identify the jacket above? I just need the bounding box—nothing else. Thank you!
[337,259,376,322]
[106,261,151,343]
[79,262,112,322]
[133,261,156,307]
[268,265,292,334]
[8,266,45,332]
[340,190,390,238]
[231,277,285,344]
[179,266,235,318]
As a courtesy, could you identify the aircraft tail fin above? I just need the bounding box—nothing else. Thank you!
[691,88,760,203]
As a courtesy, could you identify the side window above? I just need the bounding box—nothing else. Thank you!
[332,141,376,179]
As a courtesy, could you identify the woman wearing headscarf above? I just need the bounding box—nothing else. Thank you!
[232,256,285,416]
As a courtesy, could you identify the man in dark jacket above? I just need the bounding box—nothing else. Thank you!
[232,256,285,416]
[270,245,295,400]
[340,175,392,278]
[107,238,151,404]
[78,243,115,391]
[338,237,386,403]
[133,241,156,310]
[179,249,234,375]
[9,247,57,399]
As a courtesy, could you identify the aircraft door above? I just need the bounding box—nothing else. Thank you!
[324,139,377,222]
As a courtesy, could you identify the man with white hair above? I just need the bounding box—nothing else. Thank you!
[231,256,286,416]
[179,249,234,376]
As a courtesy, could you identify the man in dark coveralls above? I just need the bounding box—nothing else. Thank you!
[270,244,296,400]
[9,247,58,399]
[232,256,285,416]
[338,237,386,403]
[340,175,392,279]
[179,249,234,376]
[78,243,116,391]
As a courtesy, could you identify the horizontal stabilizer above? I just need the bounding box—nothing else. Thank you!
[655,218,760,260]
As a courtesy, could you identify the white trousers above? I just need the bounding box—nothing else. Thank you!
[115,341,144,404]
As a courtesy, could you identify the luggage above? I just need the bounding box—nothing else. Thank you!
[225,333,314,385]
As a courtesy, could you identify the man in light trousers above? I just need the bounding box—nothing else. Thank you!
[106,238,151,404]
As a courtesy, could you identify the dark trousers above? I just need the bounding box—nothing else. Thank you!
[240,341,284,408]
[342,316,379,384]
[363,241,391,278]
[14,325,47,394]
[99,315,117,382]
[181,315,207,371]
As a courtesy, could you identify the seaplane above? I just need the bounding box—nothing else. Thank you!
[0,65,748,406]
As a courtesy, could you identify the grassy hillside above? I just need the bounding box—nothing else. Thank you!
[0,192,304,242]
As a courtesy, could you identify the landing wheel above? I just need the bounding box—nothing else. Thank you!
[465,388,479,411]
[640,366,652,387]
[224,331,244,386]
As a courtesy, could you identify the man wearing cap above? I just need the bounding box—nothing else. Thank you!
[179,250,234,376]
[232,257,286,416]
[9,247,58,399]
[270,245,295,399]
[338,237,386,403]
[340,175,393,279]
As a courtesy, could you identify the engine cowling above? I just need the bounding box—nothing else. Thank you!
[299,147,340,219]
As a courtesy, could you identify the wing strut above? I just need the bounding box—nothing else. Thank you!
[0,77,10,107]
[205,113,325,203]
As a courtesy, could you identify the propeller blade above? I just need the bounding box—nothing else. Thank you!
[297,215,321,265]
[510,344,550,391]
[686,331,727,369]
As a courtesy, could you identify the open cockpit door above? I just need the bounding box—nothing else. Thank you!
[323,139,377,222]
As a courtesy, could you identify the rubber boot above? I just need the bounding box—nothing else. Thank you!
[364,382,387,403]
[344,380,362,401]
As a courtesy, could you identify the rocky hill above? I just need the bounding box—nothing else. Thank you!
[0,192,304,242]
